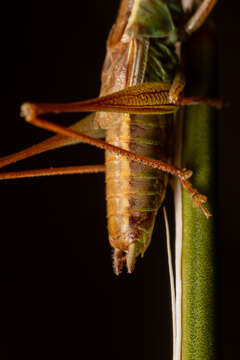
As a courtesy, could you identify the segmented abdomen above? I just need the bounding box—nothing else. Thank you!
[106,113,173,256]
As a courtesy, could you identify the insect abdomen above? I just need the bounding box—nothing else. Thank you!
[106,113,172,269]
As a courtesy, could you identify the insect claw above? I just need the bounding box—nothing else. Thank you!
[200,204,212,218]
[192,193,212,218]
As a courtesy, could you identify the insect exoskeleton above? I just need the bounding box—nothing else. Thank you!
[98,0,180,274]
[0,0,218,275]
[106,113,173,274]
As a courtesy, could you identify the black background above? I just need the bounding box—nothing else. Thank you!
[0,1,237,359]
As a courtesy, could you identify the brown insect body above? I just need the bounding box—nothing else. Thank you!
[0,0,216,274]
[106,113,173,273]
[95,0,176,273]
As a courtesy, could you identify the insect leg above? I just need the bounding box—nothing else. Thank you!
[184,0,217,36]
[20,104,211,218]
[0,114,105,169]
[0,165,105,181]
[175,96,226,109]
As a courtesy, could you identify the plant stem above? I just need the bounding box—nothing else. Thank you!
[179,28,218,360]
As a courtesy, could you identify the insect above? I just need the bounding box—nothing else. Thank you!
[0,0,220,274]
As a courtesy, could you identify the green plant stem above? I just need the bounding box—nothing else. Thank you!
[181,28,218,360]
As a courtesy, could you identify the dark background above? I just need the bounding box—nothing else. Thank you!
[0,1,237,359]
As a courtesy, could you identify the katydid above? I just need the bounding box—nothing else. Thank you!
[0,0,220,274]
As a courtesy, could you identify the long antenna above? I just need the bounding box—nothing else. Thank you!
[163,207,176,360]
